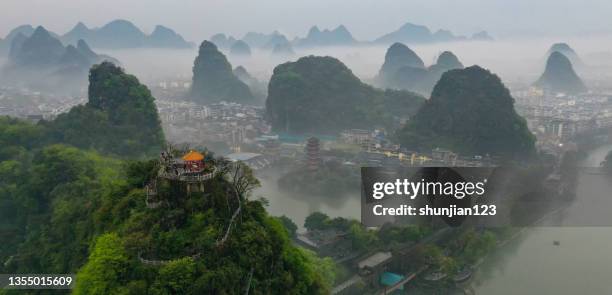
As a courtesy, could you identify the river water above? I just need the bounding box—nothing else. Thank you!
[471,144,612,295]
[254,146,612,294]
[253,169,361,231]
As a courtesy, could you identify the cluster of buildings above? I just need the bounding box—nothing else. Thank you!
[11,80,606,171]
[156,98,270,154]
[339,129,490,168]
[513,89,612,154]
[0,86,85,121]
[157,80,191,91]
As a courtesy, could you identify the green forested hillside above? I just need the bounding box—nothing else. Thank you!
[46,62,165,158]
[190,41,254,104]
[397,66,535,158]
[266,55,425,135]
[0,117,331,294]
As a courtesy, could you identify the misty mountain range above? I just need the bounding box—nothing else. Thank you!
[1,26,118,94]
[1,20,492,55]
[211,22,493,51]
[0,20,194,52]
[376,42,465,95]
[61,20,194,49]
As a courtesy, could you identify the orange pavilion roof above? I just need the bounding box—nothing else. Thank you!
[182,150,205,161]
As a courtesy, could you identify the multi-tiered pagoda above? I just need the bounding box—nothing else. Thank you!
[304,137,321,171]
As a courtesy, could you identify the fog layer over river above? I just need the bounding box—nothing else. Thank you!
[471,144,612,295]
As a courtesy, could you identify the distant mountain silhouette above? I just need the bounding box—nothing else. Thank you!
[214,26,356,49]
[62,22,90,44]
[5,25,36,42]
[211,31,295,57]
[61,20,192,49]
[472,31,494,41]
[263,33,291,49]
[271,41,295,57]
[60,45,91,68]
[418,51,465,94]
[74,20,146,48]
[242,31,290,49]
[7,33,28,59]
[546,43,583,67]
[534,51,587,94]
[433,29,464,42]
[378,42,425,80]
[376,42,425,91]
[76,39,98,60]
[233,65,267,103]
[210,33,237,49]
[1,25,34,55]
[295,25,356,47]
[376,23,435,44]
[241,32,271,48]
[378,44,465,95]
[3,21,492,55]
[229,40,252,56]
[11,26,67,66]
[3,26,118,93]
[9,26,115,67]
[147,25,193,48]
[375,22,493,44]
[433,51,464,70]
[233,66,253,83]
[190,41,253,104]
[206,23,492,52]
[1,25,63,55]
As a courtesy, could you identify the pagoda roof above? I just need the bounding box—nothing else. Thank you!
[182,150,205,161]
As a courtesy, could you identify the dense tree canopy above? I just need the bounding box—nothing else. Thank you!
[0,117,331,294]
[397,66,536,159]
[74,233,132,295]
[46,62,165,157]
[266,55,425,135]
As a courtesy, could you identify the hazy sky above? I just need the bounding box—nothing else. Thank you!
[1,0,612,41]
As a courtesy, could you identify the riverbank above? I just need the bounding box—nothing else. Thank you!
[467,144,612,295]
